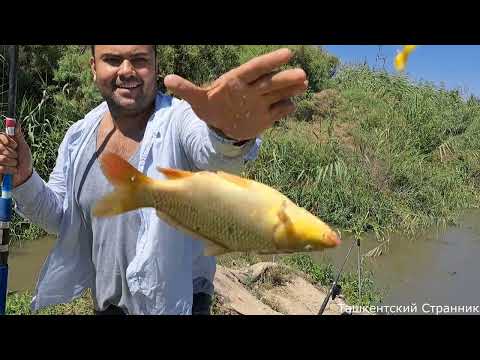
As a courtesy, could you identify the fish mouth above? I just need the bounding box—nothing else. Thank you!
[303,232,340,251]
[325,231,341,247]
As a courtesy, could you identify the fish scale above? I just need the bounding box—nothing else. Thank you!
[151,189,272,252]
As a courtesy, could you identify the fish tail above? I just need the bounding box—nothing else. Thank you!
[92,152,156,217]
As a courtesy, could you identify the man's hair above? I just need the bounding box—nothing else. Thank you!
[90,45,157,57]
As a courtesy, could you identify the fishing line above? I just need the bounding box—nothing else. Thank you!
[357,236,361,303]
[1,47,5,116]
[318,238,356,315]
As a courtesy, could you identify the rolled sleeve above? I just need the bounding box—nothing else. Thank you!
[178,101,262,174]
[207,126,257,159]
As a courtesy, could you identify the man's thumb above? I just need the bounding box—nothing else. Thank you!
[164,75,205,106]
[14,119,28,145]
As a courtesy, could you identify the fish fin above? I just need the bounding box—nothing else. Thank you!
[157,167,193,179]
[154,210,230,257]
[216,171,251,188]
[93,190,149,217]
[257,249,296,255]
[277,202,295,235]
[203,240,229,257]
[92,152,154,217]
[100,152,155,188]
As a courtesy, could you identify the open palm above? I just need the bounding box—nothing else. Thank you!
[164,48,308,141]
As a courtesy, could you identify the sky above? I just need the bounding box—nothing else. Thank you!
[323,45,480,98]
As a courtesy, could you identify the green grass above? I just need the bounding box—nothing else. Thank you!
[6,290,94,315]
[280,254,383,307]
[245,66,480,238]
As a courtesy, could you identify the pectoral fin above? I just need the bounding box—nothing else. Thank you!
[277,201,295,235]
[202,240,229,257]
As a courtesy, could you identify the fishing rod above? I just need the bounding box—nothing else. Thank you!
[0,45,18,315]
[318,237,359,315]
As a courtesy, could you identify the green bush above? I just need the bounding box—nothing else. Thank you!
[157,45,241,91]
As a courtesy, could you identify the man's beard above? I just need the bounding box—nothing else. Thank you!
[103,89,156,119]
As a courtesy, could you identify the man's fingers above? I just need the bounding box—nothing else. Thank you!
[264,82,308,105]
[235,48,294,84]
[0,155,17,167]
[164,74,206,106]
[15,119,26,141]
[0,146,17,158]
[253,69,307,94]
[0,133,17,149]
[270,99,296,122]
[0,165,18,174]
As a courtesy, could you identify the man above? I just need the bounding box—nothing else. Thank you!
[1,45,308,315]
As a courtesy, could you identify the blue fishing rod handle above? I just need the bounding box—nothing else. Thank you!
[0,117,15,223]
[0,264,8,315]
[0,198,12,222]
[0,171,12,222]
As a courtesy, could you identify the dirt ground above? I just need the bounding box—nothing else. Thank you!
[212,262,371,315]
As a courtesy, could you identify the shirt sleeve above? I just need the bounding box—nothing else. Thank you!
[12,125,73,235]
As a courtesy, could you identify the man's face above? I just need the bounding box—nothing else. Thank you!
[90,45,157,115]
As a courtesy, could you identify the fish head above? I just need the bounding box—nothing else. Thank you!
[274,202,341,252]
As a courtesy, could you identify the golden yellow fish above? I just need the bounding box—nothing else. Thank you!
[93,153,341,256]
[394,45,417,72]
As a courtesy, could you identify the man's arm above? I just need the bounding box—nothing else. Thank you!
[12,127,72,235]
[178,101,260,175]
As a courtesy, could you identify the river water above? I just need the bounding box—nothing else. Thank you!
[312,209,480,314]
[7,209,480,315]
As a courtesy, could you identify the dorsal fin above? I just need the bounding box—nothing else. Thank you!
[157,167,193,180]
[216,171,251,188]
